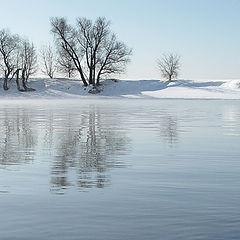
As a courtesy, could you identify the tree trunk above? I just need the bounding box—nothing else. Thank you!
[79,70,88,86]
[22,69,27,90]
[21,69,35,92]
[16,69,21,91]
[62,40,88,86]
[3,71,9,90]
[89,66,93,85]
[96,76,100,86]
[93,67,96,86]
[96,70,102,85]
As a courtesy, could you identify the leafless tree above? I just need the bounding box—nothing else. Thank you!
[157,53,180,81]
[51,16,132,86]
[50,17,87,85]
[57,47,77,78]
[0,29,37,91]
[10,39,38,91]
[40,43,57,79]
[95,33,131,85]
[0,29,20,90]
[20,39,38,82]
[76,17,110,85]
[76,17,132,85]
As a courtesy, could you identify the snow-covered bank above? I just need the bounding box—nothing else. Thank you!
[0,78,240,99]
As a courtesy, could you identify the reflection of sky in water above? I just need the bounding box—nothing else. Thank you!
[0,101,132,193]
[0,100,240,240]
[0,99,240,192]
[222,105,240,136]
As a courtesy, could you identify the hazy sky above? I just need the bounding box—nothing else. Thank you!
[0,0,240,80]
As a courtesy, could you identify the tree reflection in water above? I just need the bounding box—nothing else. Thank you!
[49,105,130,193]
[0,102,180,192]
[159,115,178,146]
[0,103,130,193]
[0,107,37,166]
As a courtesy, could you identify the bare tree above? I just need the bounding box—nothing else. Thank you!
[20,39,38,82]
[0,29,37,91]
[50,17,88,85]
[157,53,180,81]
[95,34,131,85]
[76,17,110,85]
[40,43,57,79]
[57,47,77,78]
[0,29,20,90]
[76,17,132,85]
[51,16,132,86]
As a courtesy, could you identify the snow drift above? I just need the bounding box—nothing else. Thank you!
[0,78,240,99]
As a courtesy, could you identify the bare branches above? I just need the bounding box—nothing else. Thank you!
[157,53,180,81]
[51,16,132,86]
[0,29,20,90]
[50,17,88,85]
[57,47,77,78]
[96,34,132,84]
[40,43,57,79]
[20,39,38,82]
[0,29,38,91]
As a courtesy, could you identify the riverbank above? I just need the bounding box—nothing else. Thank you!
[0,78,240,99]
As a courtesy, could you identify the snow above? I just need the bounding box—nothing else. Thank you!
[0,78,240,99]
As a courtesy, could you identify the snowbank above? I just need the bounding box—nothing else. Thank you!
[0,78,240,99]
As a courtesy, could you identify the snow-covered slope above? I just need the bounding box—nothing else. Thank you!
[0,78,240,99]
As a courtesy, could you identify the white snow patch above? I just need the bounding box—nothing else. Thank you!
[221,80,240,90]
[0,78,240,100]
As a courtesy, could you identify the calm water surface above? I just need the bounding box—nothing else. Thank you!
[0,99,240,240]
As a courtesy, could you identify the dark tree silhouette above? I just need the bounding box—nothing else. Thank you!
[157,53,180,81]
[20,39,38,82]
[0,29,20,90]
[51,17,132,86]
[57,47,77,78]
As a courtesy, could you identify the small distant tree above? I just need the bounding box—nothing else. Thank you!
[40,43,57,79]
[157,53,180,81]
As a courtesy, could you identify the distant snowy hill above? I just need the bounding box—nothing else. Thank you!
[0,78,240,99]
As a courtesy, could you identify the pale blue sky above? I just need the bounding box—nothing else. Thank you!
[0,0,240,80]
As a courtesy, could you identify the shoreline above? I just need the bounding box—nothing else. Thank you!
[0,78,240,100]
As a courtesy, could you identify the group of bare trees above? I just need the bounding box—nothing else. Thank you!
[0,29,37,91]
[0,16,132,91]
[40,42,77,80]
[50,17,132,86]
[0,16,181,92]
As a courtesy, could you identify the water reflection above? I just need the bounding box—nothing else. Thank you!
[0,103,130,193]
[1,100,240,240]
[0,101,182,192]
[0,107,37,166]
[159,115,178,146]
[222,105,240,136]
[47,105,130,193]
